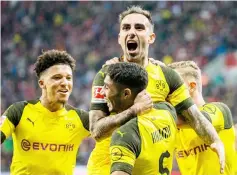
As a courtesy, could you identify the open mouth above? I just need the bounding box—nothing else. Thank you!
[127,41,138,51]
[58,90,68,94]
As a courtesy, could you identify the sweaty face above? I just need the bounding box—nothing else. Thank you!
[40,64,73,104]
[102,75,123,113]
[118,13,154,63]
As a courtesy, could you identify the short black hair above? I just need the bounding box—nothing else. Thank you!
[34,49,76,78]
[107,62,148,95]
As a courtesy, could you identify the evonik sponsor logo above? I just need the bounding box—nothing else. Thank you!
[176,143,210,158]
[21,139,74,152]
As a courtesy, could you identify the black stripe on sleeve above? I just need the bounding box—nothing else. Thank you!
[1,131,6,144]
[3,101,27,127]
[111,162,133,175]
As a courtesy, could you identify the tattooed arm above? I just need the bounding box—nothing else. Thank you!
[90,90,152,141]
[90,108,136,141]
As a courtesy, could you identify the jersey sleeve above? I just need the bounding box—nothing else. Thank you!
[90,66,110,115]
[110,118,141,175]
[200,102,233,132]
[1,101,26,142]
[161,65,194,115]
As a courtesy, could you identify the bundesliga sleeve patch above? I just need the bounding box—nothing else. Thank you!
[0,116,7,126]
[91,86,107,103]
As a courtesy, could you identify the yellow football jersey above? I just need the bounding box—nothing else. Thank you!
[0,100,89,175]
[110,102,177,175]
[88,61,193,174]
[175,102,236,175]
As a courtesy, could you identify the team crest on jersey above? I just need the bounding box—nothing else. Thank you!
[65,122,76,131]
[91,86,106,103]
[156,80,167,92]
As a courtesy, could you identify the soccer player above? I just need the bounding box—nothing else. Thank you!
[168,61,236,175]
[105,62,177,175]
[87,6,224,174]
[0,50,90,175]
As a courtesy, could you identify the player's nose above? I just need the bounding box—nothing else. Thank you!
[60,77,69,86]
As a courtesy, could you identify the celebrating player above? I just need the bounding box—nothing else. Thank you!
[106,62,177,175]
[0,50,90,175]
[87,5,225,175]
[168,61,236,175]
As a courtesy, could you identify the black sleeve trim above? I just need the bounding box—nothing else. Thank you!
[201,111,212,123]
[3,101,27,127]
[111,162,133,175]
[78,109,89,131]
[1,131,6,144]
[214,102,233,129]
[90,103,110,116]
[174,97,194,115]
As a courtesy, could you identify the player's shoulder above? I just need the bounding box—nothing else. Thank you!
[202,102,233,129]
[7,99,38,112]
[3,99,39,127]
[153,102,177,121]
[65,104,89,130]
[112,118,139,141]
[202,102,231,115]
[92,66,108,86]
[111,117,141,157]
[152,60,184,92]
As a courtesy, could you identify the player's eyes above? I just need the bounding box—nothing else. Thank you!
[122,26,130,30]
[67,77,72,80]
[53,76,61,80]
[135,25,145,30]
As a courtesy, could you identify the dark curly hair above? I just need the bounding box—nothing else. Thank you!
[107,62,148,95]
[34,49,76,78]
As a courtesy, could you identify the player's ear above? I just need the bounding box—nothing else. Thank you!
[148,32,156,44]
[123,88,132,99]
[189,82,196,93]
[118,33,121,45]
[38,79,45,89]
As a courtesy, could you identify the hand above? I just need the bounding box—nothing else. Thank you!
[210,140,225,174]
[105,57,120,65]
[149,58,166,66]
[131,90,153,115]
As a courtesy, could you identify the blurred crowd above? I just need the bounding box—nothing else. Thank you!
[1,1,237,172]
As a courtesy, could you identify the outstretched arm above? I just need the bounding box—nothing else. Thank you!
[90,90,152,141]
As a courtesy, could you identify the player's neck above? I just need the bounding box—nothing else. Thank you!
[40,96,64,112]
[123,55,149,67]
[192,92,205,107]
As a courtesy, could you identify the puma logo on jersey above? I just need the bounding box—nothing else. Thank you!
[27,118,34,126]
[117,130,126,137]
